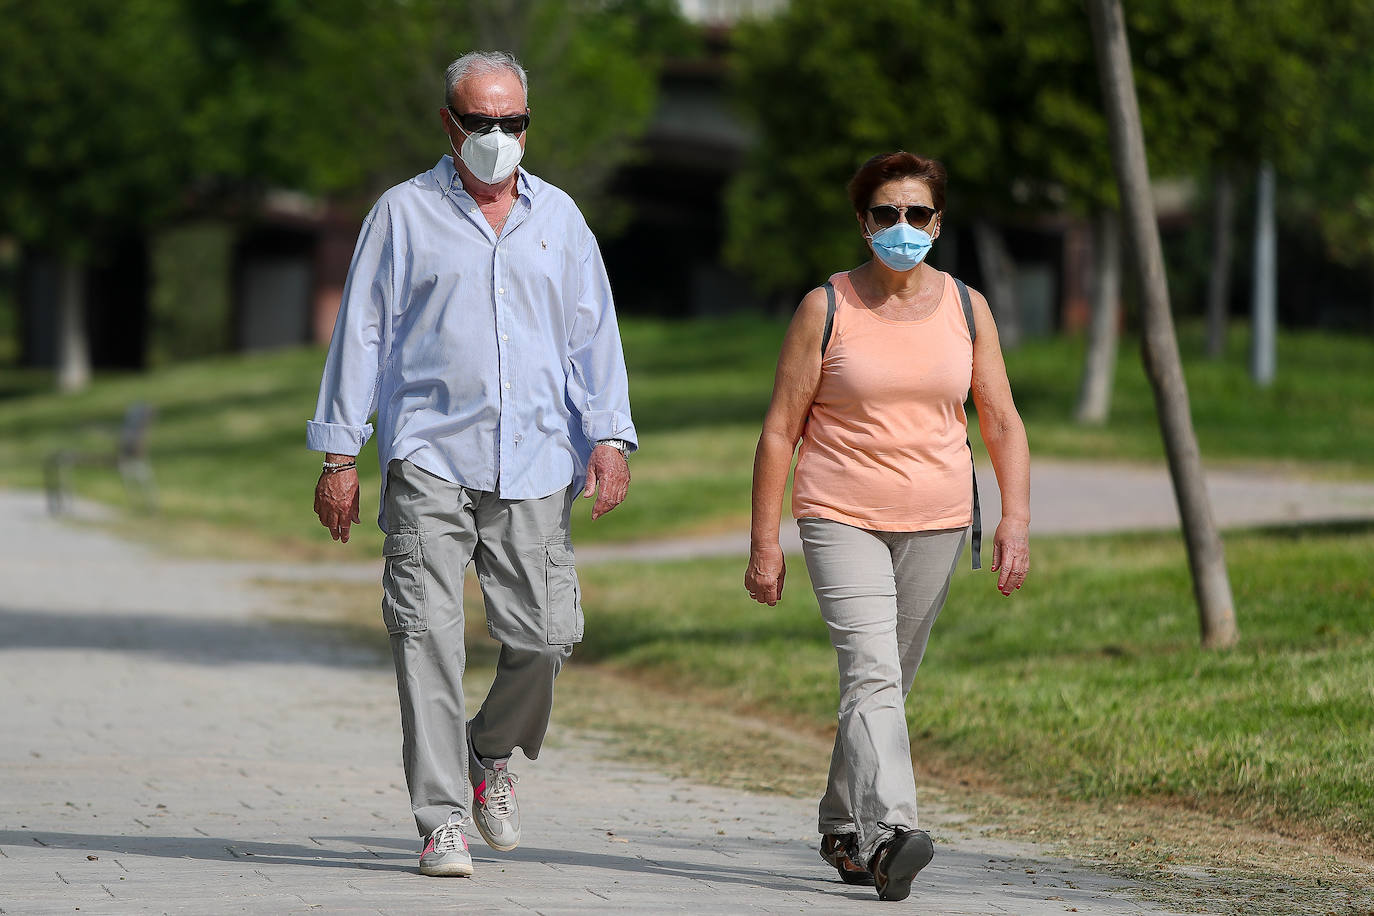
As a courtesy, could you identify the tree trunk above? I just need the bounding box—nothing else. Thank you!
[1250,161,1277,386]
[1205,170,1235,359]
[972,219,1021,348]
[1075,208,1121,424]
[1086,0,1238,649]
[56,256,91,393]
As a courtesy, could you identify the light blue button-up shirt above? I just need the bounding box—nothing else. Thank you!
[308,156,637,530]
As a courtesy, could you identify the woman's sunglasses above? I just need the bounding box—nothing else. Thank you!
[866,204,937,230]
[448,107,530,136]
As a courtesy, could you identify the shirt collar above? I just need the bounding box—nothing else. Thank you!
[434,155,534,203]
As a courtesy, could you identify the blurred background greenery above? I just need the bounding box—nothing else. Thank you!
[3,0,1374,379]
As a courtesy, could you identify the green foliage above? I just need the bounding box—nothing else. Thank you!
[0,0,692,260]
[724,0,1374,296]
[723,0,1115,297]
[574,526,1374,852]
[494,0,699,233]
[251,0,697,224]
[1285,2,1374,265]
[0,0,202,258]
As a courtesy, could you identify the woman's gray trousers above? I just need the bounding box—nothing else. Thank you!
[799,517,966,864]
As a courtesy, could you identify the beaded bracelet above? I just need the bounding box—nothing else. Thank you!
[322,461,357,473]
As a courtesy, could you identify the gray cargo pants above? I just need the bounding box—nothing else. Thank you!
[382,459,581,837]
[799,517,966,865]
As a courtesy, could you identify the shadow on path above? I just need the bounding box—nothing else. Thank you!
[0,606,387,670]
[0,828,879,900]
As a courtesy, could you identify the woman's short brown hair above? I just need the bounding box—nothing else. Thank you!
[847,151,948,216]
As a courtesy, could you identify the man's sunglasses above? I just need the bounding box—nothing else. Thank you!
[448,107,530,136]
[866,204,937,230]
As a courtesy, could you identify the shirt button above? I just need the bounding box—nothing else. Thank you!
[498,287,506,295]
[501,334,509,341]
[504,382,511,389]
[514,434,523,443]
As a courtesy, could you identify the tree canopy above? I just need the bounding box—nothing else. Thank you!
[0,0,691,261]
[723,0,1374,298]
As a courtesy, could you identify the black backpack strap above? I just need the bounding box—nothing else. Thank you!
[820,281,836,356]
[965,436,982,570]
[955,277,977,344]
[954,277,982,570]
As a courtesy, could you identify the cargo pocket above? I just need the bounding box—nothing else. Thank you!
[544,540,583,645]
[381,527,427,634]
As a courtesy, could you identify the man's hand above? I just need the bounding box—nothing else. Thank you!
[582,444,629,520]
[744,543,786,606]
[314,454,361,543]
[990,517,1030,596]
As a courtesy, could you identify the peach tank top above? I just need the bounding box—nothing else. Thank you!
[792,269,973,531]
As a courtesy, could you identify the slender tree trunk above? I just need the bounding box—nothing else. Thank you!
[1250,161,1277,386]
[1205,170,1235,359]
[1075,208,1121,424]
[56,257,91,393]
[972,219,1021,348]
[1087,0,1238,649]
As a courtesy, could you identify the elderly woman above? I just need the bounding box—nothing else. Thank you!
[745,151,1030,901]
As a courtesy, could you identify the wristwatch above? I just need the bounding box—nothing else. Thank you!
[598,438,629,458]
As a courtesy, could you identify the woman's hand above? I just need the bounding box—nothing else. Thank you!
[745,543,787,606]
[991,518,1030,596]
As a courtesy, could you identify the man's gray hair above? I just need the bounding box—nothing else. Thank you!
[444,51,528,106]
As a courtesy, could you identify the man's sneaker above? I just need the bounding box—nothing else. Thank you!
[869,823,934,901]
[469,731,521,852]
[820,832,875,886]
[418,820,473,877]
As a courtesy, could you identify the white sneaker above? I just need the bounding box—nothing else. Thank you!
[418,819,473,877]
[469,731,521,852]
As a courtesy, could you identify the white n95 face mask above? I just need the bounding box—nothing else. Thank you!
[450,120,524,185]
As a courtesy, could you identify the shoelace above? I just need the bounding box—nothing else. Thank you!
[431,818,469,853]
[872,820,908,866]
[483,766,520,819]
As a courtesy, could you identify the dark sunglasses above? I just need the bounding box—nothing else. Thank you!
[448,107,530,136]
[866,204,937,230]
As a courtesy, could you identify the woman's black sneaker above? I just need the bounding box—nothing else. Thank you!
[819,832,875,886]
[868,826,934,901]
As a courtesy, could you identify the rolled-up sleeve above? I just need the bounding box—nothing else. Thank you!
[567,227,638,452]
[306,204,392,455]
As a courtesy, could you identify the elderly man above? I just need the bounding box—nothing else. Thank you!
[308,50,636,878]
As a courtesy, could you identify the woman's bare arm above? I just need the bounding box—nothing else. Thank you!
[967,286,1031,596]
[745,287,828,605]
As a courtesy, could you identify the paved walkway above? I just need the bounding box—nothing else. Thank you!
[0,487,1198,915]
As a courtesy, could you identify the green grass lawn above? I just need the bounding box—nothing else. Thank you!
[572,524,1374,857]
[0,318,1370,558]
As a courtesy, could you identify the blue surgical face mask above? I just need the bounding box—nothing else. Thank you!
[868,223,933,272]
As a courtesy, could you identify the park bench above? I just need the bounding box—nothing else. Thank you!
[44,402,157,515]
